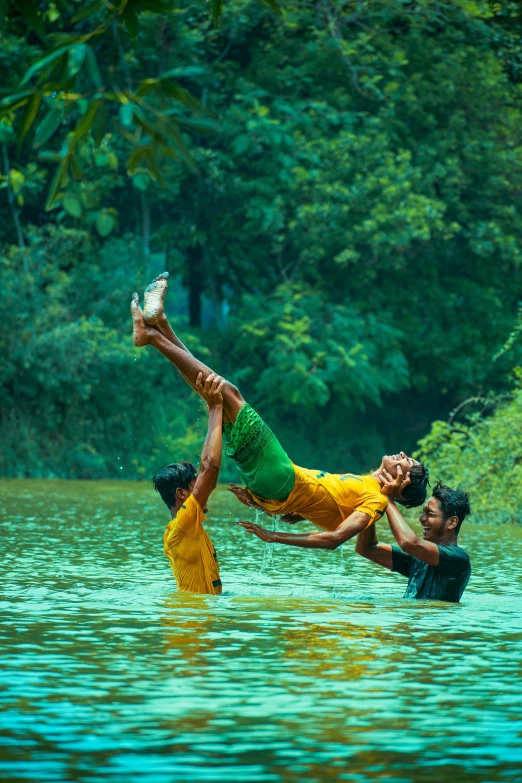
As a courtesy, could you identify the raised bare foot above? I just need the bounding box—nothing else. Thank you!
[143,271,169,326]
[131,292,153,347]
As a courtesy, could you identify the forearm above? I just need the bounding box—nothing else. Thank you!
[355,523,378,557]
[386,502,418,549]
[270,530,342,550]
[200,406,223,472]
[355,522,393,569]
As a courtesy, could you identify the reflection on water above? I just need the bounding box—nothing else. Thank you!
[1,479,521,782]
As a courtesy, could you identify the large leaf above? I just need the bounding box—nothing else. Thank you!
[22,44,75,85]
[69,99,102,152]
[85,46,102,89]
[0,90,35,109]
[91,104,109,149]
[33,108,63,148]
[71,0,105,23]
[18,92,42,148]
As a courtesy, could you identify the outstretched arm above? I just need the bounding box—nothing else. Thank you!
[355,523,393,570]
[378,467,440,567]
[237,510,371,550]
[191,373,225,511]
[386,501,440,567]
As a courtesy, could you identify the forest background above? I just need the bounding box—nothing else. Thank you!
[1,0,522,523]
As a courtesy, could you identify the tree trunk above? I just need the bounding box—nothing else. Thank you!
[188,245,203,327]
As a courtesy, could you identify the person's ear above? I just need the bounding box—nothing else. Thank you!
[446,515,459,531]
[176,487,188,503]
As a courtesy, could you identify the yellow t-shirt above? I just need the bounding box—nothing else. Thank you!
[250,466,388,530]
[163,494,222,595]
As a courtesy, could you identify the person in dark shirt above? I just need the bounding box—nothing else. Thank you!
[356,468,471,602]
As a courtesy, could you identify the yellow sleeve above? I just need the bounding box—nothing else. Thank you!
[355,494,388,527]
[169,494,205,539]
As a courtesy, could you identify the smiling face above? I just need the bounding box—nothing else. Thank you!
[381,451,420,478]
[419,496,453,541]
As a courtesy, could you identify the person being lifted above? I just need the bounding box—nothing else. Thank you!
[157,371,225,595]
[131,273,429,553]
[356,467,471,602]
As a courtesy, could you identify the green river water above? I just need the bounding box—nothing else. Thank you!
[1,479,521,783]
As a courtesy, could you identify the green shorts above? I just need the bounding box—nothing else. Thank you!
[223,404,295,501]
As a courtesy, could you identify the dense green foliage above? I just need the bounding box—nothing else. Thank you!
[1,0,522,486]
[416,375,522,523]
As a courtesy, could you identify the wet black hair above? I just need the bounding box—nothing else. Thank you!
[152,460,197,509]
[396,462,430,509]
[432,481,471,533]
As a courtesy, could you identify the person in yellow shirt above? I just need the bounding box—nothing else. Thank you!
[131,274,429,554]
[157,372,225,595]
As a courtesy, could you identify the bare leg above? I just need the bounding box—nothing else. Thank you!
[132,292,244,423]
[143,272,192,354]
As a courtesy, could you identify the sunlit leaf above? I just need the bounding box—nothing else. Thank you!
[9,168,25,195]
[33,108,63,148]
[135,78,157,98]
